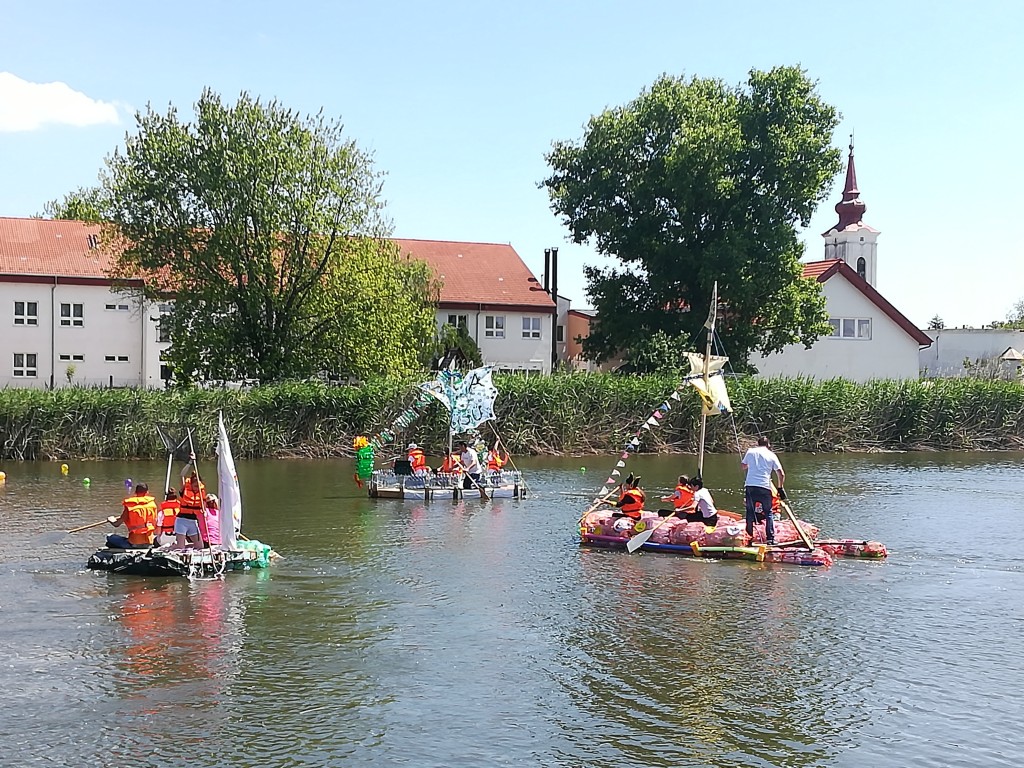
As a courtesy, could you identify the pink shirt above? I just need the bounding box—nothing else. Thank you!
[204,506,222,545]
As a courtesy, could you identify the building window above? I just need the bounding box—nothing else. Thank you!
[484,315,505,338]
[59,354,85,362]
[60,303,84,327]
[522,316,542,339]
[556,325,564,343]
[105,355,130,363]
[160,364,173,382]
[446,314,468,329]
[105,303,130,312]
[829,317,871,340]
[857,257,866,280]
[14,301,38,326]
[13,353,37,377]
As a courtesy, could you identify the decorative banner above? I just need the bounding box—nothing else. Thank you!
[420,366,498,435]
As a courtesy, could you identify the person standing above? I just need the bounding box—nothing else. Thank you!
[742,436,785,544]
[458,440,483,490]
[106,482,158,549]
[176,456,207,549]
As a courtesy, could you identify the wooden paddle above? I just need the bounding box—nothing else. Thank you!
[626,512,676,553]
[577,486,620,525]
[34,518,111,546]
[779,499,814,550]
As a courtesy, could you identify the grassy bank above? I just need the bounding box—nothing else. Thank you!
[0,374,1022,460]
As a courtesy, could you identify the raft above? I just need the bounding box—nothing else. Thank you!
[579,509,887,568]
[368,469,527,500]
[87,540,275,578]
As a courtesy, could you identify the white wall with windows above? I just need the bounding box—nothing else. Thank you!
[1,280,171,389]
[437,308,554,373]
[748,277,924,381]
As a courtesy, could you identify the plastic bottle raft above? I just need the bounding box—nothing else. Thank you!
[579,509,887,568]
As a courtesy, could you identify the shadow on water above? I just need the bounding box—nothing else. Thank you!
[0,450,1022,766]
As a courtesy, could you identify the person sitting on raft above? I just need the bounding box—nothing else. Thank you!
[156,488,180,546]
[485,443,508,475]
[679,476,718,528]
[106,482,158,549]
[659,474,696,517]
[437,449,463,475]
[407,443,429,475]
[610,474,645,520]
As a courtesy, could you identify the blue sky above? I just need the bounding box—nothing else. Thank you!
[2,1,1021,328]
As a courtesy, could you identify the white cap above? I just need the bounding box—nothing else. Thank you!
[207,493,219,504]
[408,443,418,450]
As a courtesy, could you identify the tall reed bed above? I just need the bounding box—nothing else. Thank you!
[0,374,1021,460]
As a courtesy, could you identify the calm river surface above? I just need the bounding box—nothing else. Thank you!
[0,451,1021,768]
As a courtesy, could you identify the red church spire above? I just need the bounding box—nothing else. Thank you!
[832,136,866,231]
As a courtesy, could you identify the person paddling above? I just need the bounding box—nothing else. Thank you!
[106,482,158,549]
[680,476,718,528]
[659,474,695,517]
[742,436,786,545]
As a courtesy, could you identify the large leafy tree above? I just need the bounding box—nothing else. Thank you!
[100,89,439,384]
[543,66,841,369]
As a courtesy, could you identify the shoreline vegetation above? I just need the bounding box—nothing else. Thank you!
[0,374,1022,461]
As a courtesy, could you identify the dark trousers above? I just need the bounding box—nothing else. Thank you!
[462,473,481,490]
[745,486,775,541]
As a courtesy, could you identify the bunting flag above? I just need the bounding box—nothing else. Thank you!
[615,460,626,468]
[611,469,621,477]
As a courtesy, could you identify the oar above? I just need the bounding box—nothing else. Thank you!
[34,518,110,546]
[779,499,814,550]
[577,486,620,525]
[626,512,677,553]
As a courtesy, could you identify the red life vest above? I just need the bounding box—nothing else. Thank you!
[619,488,646,519]
[158,499,180,534]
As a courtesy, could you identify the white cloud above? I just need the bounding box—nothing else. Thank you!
[0,72,120,132]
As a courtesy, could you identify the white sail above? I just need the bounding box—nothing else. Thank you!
[217,411,242,549]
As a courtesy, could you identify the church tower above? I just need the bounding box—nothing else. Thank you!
[822,139,879,287]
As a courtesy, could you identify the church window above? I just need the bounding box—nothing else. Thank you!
[857,257,866,279]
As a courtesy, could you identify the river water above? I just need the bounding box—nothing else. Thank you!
[0,451,1021,768]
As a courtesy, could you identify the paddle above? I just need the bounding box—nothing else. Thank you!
[626,512,674,553]
[577,485,620,525]
[779,499,814,550]
[35,518,111,546]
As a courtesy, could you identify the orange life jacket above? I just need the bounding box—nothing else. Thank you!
[770,483,781,513]
[619,488,646,519]
[408,448,427,472]
[671,484,695,510]
[122,494,158,544]
[486,450,506,472]
[440,455,462,473]
[179,480,206,517]
[158,499,180,533]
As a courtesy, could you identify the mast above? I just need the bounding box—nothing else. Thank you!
[696,281,718,478]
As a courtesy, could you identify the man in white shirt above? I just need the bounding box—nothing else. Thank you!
[741,436,785,544]
[458,441,482,491]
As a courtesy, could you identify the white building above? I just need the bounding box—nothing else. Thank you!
[749,143,932,382]
[1,222,567,387]
[394,239,558,374]
[920,327,1024,378]
[0,217,170,389]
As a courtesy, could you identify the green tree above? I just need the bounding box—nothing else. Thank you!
[100,89,439,384]
[41,186,106,222]
[1005,300,1024,329]
[543,66,841,369]
[927,314,945,330]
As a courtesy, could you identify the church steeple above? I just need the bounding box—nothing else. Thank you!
[832,137,866,231]
[821,135,880,287]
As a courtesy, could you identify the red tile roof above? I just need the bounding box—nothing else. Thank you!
[0,216,112,279]
[393,238,555,313]
[802,259,932,346]
[0,218,555,312]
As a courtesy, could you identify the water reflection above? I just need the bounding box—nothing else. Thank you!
[0,452,1022,766]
